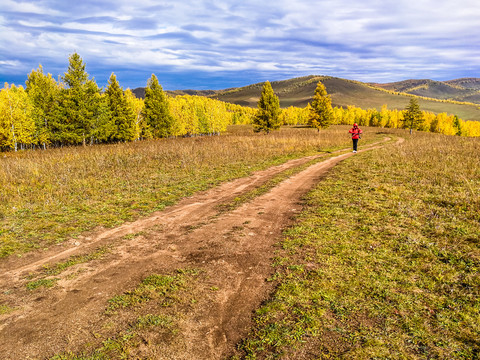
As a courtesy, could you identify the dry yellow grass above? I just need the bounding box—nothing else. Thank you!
[0,125,380,257]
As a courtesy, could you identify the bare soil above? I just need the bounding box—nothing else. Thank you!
[0,138,395,359]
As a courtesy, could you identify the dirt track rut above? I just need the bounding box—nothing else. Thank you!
[0,138,397,359]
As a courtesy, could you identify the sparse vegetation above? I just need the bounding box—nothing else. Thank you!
[41,246,111,276]
[51,269,199,359]
[105,272,190,314]
[0,304,15,315]
[26,278,59,290]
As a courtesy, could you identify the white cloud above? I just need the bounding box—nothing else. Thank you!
[18,20,55,28]
[0,60,20,67]
[1,0,480,87]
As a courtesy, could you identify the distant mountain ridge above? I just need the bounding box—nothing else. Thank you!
[132,87,217,99]
[370,78,480,103]
[132,75,480,121]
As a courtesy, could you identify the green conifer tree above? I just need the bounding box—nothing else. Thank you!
[453,115,463,136]
[25,65,59,149]
[253,81,281,133]
[403,97,424,134]
[55,52,101,146]
[87,83,111,145]
[308,81,334,131]
[105,73,136,142]
[142,74,174,138]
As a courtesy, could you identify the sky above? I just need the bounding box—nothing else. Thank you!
[1,0,480,90]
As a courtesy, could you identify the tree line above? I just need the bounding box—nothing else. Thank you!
[0,53,248,151]
[253,81,480,136]
[2,54,479,152]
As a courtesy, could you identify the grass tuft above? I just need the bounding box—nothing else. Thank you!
[26,278,59,290]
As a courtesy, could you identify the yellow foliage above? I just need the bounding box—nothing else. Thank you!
[0,83,35,151]
[168,95,233,137]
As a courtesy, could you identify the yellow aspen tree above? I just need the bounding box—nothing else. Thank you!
[208,98,228,134]
[379,105,389,127]
[124,89,145,140]
[184,96,199,136]
[420,112,435,132]
[332,107,344,125]
[0,84,35,151]
[439,115,456,135]
[463,121,480,137]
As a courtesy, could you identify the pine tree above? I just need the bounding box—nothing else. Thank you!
[142,74,174,138]
[403,98,424,134]
[453,115,463,136]
[105,73,136,142]
[308,81,334,131]
[253,81,281,133]
[55,52,101,145]
[87,83,112,144]
[25,65,59,149]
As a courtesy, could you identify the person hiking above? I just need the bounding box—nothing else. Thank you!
[349,123,363,153]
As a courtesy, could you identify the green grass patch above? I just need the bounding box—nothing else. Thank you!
[105,268,200,314]
[26,278,59,290]
[121,231,146,240]
[51,332,137,360]
[105,271,193,314]
[135,314,174,329]
[237,132,480,359]
[0,304,15,315]
[41,246,111,276]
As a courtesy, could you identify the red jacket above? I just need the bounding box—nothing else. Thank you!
[349,126,363,139]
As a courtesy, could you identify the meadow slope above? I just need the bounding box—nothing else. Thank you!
[0,127,388,359]
[0,127,478,359]
[236,130,480,359]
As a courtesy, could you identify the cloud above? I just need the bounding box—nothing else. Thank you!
[1,0,480,89]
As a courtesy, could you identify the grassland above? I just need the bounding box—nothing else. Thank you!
[0,125,360,258]
[235,130,480,359]
[2,126,478,359]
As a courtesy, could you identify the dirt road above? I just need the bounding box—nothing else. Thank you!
[0,138,396,359]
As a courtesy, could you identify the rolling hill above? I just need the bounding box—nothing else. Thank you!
[133,75,480,121]
[371,78,480,103]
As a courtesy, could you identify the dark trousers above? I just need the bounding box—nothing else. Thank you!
[352,138,358,151]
